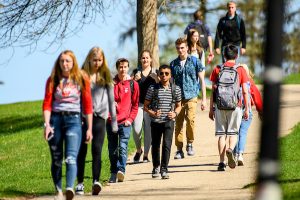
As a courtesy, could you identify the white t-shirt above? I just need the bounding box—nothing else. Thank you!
[180,59,187,68]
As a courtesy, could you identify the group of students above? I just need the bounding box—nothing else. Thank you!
[42,1,263,200]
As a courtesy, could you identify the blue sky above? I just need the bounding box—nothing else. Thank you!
[0,2,138,104]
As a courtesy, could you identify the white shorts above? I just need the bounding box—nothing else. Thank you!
[215,105,243,136]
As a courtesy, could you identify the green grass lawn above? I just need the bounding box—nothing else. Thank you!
[283,73,300,84]
[250,73,300,85]
[279,123,300,199]
[0,101,137,198]
[243,123,300,199]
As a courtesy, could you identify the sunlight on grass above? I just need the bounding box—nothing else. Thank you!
[0,101,137,197]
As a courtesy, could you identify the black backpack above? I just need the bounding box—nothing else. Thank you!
[190,22,209,50]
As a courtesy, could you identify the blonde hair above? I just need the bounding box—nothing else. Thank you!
[49,50,84,90]
[227,1,237,7]
[82,47,112,86]
[240,64,254,79]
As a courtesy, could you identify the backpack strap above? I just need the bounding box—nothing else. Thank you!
[170,83,177,110]
[130,80,134,101]
[236,14,241,30]
[152,83,160,109]
[191,56,198,67]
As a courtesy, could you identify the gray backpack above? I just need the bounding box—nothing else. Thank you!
[215,64,241,110]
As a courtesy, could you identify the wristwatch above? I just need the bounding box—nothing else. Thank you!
[44,123,50,128]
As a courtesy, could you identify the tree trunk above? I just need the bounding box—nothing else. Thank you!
[136,0,159,68]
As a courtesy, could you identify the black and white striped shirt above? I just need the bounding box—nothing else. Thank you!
[145,83,181,123]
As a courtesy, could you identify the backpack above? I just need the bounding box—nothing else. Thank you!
[190,22,209,50]
[215,64,241,110]
[151,83,177,111]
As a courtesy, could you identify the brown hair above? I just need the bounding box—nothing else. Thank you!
[187,28,203,56]
[175,37,187,46]
[115,58,129,70]
[82,46,112,86]
[193,10,203,21]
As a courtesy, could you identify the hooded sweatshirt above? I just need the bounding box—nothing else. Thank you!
[108,75,139,125]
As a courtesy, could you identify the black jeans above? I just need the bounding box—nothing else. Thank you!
[151,120,174,173]
[77,116,106,183]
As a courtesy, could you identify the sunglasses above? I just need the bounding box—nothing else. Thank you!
[159,71,170,76]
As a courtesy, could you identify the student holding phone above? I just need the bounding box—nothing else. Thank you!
[43,50,93,200]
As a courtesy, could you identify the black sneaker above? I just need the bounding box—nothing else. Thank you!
[226,148,237,169]
[133,150,143,163]
[174,150,184,159]
[109,173,117,183]
[217,162,226,171]
[65,188,75,200]
[92,181,102,195]
[152,167,160,178]
[143,156,150,163]
[161,171,169,179]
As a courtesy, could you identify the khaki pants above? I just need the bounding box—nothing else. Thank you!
[175,97,198,149]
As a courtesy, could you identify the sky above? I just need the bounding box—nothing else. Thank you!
[0,2,139,105]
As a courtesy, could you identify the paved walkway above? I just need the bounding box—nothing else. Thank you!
[36,85,300,200]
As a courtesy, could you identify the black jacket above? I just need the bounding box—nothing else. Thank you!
[214,13,246,49]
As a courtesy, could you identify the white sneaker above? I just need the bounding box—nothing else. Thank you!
[75,183,84,195]
[117,171,125,182]
[54,191,63,200]
[237,154,244,166]
[92,181,102,195]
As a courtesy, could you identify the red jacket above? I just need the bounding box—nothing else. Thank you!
[249,79,263,113]
[110,76,139,125]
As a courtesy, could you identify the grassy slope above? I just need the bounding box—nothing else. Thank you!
[279,123,300,199]
[0,101,136,197]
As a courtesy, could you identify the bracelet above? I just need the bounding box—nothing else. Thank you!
[44,123,50,128]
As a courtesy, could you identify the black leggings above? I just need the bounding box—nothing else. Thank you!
[77,116,106,183]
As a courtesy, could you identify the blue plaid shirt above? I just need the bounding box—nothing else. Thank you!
[170,55,205,100]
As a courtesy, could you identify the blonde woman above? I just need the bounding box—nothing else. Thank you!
[43,50,93,200]
[75,47,118,195]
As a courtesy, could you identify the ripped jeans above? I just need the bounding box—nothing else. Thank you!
[48,112,82,191]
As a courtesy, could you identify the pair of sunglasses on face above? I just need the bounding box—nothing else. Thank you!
[159,71,170,76]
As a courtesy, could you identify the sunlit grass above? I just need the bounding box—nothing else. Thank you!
[0,101,136,197]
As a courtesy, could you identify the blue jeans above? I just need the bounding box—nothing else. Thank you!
[107,123,131,174]
[235,112,253,154]
[48,112,82,191]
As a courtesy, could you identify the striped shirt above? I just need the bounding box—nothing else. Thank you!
[145,83,181,123]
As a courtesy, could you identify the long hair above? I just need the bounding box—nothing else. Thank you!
[82,46,112,86]
[187,28,203,57]
[139,49,153,68]
[49,50,84,91]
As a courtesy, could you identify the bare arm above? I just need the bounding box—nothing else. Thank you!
[241,82,249,120]
[209,83,215,121]
[198,71,207,110]
[208,36,214,55]
[43,110,54,140]
[85,114,93,143]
